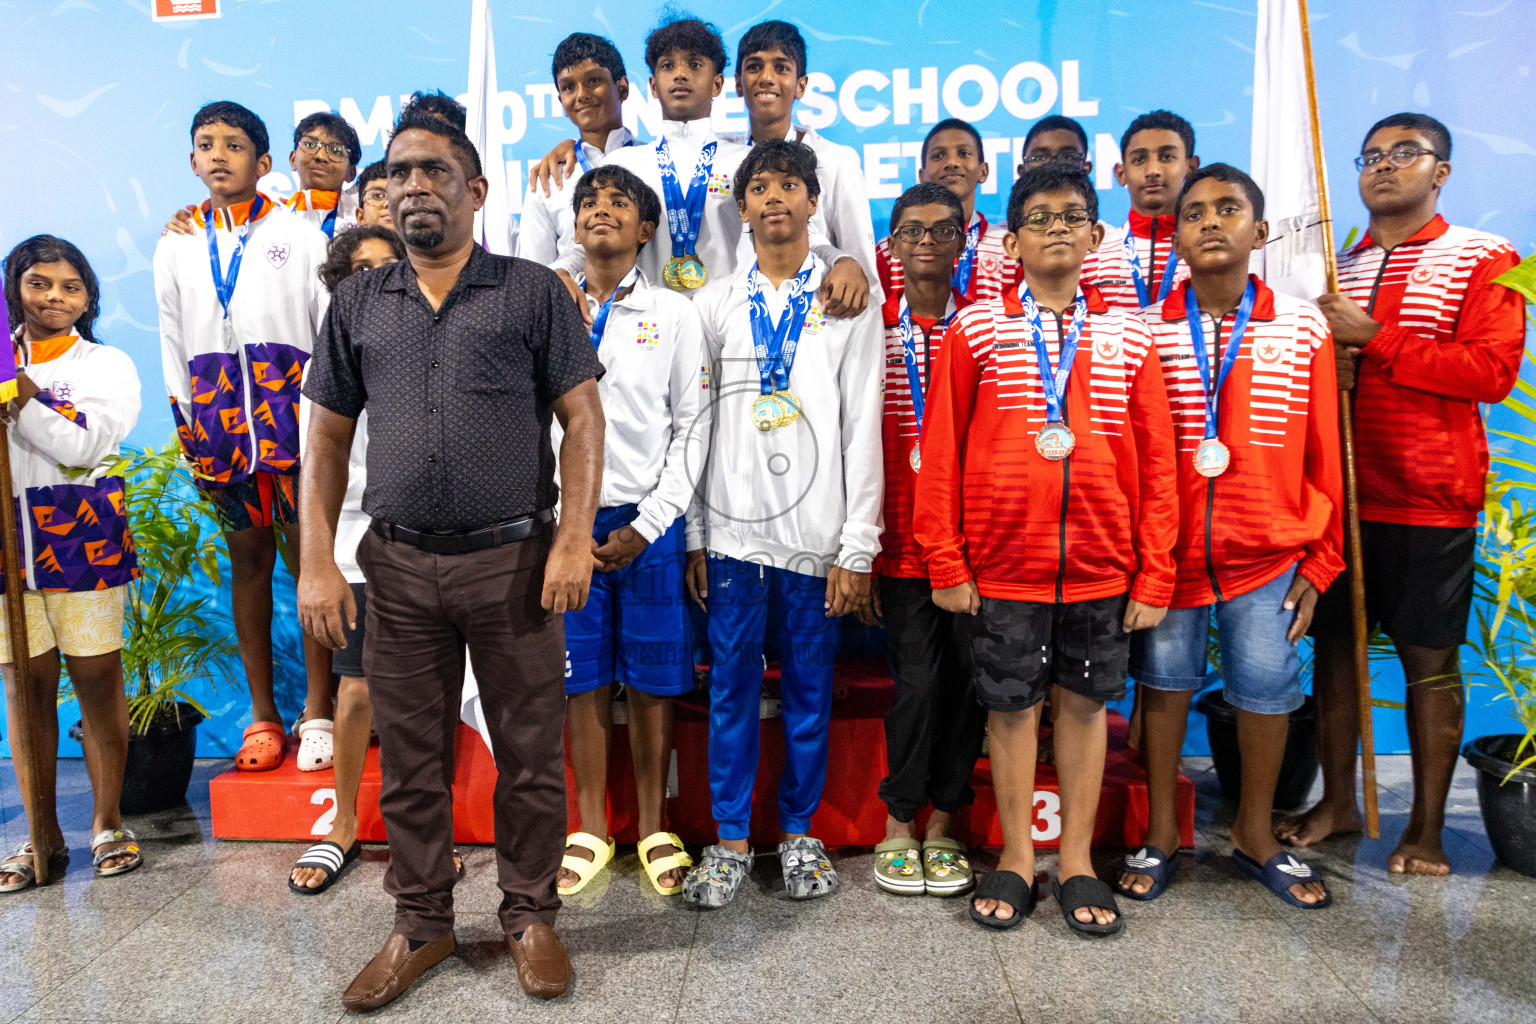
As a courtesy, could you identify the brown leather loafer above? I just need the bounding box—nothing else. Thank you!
[342,931,456,1012]
[507,923,571,1000]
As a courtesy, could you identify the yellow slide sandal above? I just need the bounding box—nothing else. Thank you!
[558,832,615,896]
[638,831,694,896]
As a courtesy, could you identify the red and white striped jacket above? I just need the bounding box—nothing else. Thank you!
[915,283,1179,605]
[877,286,970,579]
[1335,215,1523,528]
[876,211,1022,307]
[1082,208,1190,311]
[1142,277,1344,607]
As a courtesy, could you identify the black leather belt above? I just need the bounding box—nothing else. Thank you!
[369,509,553,555]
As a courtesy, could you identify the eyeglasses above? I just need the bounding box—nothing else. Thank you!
[1022,150,1086,168]
[1353,143,1443,172]
[1020,209,1093,231]
[361,188,388,205]
[299,138,350,160]
[893,223,963,244]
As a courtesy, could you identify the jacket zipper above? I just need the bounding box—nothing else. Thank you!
[1148,217,1160,298]
[1052,310,1071,603]
[219,220,260,479]
[1203,310,1227,603]
[1364,242,1397,317]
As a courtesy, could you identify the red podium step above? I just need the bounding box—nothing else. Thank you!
[210,659,1194,850]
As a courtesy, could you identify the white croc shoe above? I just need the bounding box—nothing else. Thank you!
[296,718,335,772]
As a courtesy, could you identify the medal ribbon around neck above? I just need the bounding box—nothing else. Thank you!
[320,194,339,239]
[1185,279,1257,442]
[575,133,638,175]
[656,136,716,261]
[1124,224,1179,307]
[951,215,982,295]
[748,257,816,395]
[1020,283,1088,426]
[206,194,264,320]
[899,296,956,442]
[580,264,641,350]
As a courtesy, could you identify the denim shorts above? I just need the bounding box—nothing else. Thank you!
[1130,565,1303,715]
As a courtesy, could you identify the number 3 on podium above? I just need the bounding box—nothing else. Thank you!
[1031,790,1062,842]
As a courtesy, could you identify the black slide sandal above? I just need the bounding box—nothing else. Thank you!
[1053,874,1123,937]
[968,869,1038,930]
[288,840,361,895]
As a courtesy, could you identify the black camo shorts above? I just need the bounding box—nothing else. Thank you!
[969,593,1130,712]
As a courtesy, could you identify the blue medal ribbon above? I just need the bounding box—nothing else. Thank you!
[1020,283,1088,425]
[899,296,956,441]
[206,194,264,320]
[580,265,641,350]
[1124,225,1179,308]
[951,215,981,295]
[321,203,338,239]
[656,136,715,261]
[575,133,638,176]
[1185,279,1257,441]
[747,258,815,394]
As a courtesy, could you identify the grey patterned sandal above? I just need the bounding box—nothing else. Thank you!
[681,845,754,908]
[779,836,838,900]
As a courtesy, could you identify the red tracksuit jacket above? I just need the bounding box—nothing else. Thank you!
[1335,215,1523,528]
[914,283,1179,605]
[1142,277,1345,608]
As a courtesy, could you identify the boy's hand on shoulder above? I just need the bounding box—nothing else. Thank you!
[825,566,877,624]
[164,206,196,236]
[931,580,980,615]
[685,549,708,610]
[1122,599,1167,633]
[819,257,870,319]
[1283,575,1318,645]
[556,269,594,325]
[530,140,580,196]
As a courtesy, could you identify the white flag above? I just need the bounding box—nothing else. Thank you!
[1250,0,1331,302]
[465,0,516,255]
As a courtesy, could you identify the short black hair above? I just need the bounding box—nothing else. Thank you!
[402,90,467,132]
[1120,109,1195,159]
[732,138,820,204]
[644,16,727,75]
[1007,165,1099,233]
[889,182,965,234]
[4,235,102,344]
[357,159,387,195]
[293,111,362,168]
[570,165,664,254]
[191,101,269,158]
[318,225,406,293]
[1176,162,1265,221]
[386,106,482,179]
[921,117,983,164]
[737,20,807,78]
[552,32,627,85]
[1363,112,1452,161]
[1025,115,1088,154]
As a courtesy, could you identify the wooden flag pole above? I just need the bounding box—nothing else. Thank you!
[1298,0,1380,840]
[0,419,51,883]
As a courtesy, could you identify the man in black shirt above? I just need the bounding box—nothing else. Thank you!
[299,108,604,1008]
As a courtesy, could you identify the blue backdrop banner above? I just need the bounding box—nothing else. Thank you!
[0,0,1531,756]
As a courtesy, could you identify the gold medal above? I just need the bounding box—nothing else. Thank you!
[1035,423,1076,461]
[664,254,707,291]
[751,394,783,431]
[1193,438,1231,478]
[772,389,801,427]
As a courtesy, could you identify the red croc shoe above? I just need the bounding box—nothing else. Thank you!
[236,721,286,771]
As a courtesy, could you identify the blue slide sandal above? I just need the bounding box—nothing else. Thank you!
[1114,845,1178,901]
[1232,849,1332,910]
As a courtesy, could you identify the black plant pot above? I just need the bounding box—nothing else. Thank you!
[1196,689,1319,810]
[1462,734,1536,878]
[71,701,205,815]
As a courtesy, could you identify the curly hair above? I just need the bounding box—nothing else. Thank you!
[319,226,406,293]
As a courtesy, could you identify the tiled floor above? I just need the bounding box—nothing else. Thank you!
[2,755,1533,1024]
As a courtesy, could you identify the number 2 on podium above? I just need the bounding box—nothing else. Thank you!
[310,788,338,836]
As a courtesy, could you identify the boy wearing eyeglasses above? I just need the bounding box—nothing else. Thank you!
[876,118,1023,306]
[872,183,981,898]
[1278,113,1523,878]
[1018,115,1093,177]
[354,161,391,229]
[914,165,1177,936]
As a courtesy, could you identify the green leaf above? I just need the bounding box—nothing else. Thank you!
[1493,252,1536,306]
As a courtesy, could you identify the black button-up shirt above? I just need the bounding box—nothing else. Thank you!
[304,245,602,532]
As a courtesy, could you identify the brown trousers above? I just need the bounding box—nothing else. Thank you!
[357,527,565,940]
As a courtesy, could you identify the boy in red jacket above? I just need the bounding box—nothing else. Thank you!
[1119,165,1340,910]
[915,164,1177,936]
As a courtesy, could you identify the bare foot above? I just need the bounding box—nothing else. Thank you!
[1388,823,1451,877]
[1273,800,1363,847]
[292,823,359,889]
[646,841,684,889]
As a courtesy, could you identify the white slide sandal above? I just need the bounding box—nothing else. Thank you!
[296,718,335,772]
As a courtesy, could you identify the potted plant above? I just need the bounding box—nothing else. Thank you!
[1462,253,1536,877]
[65,438,240,814]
